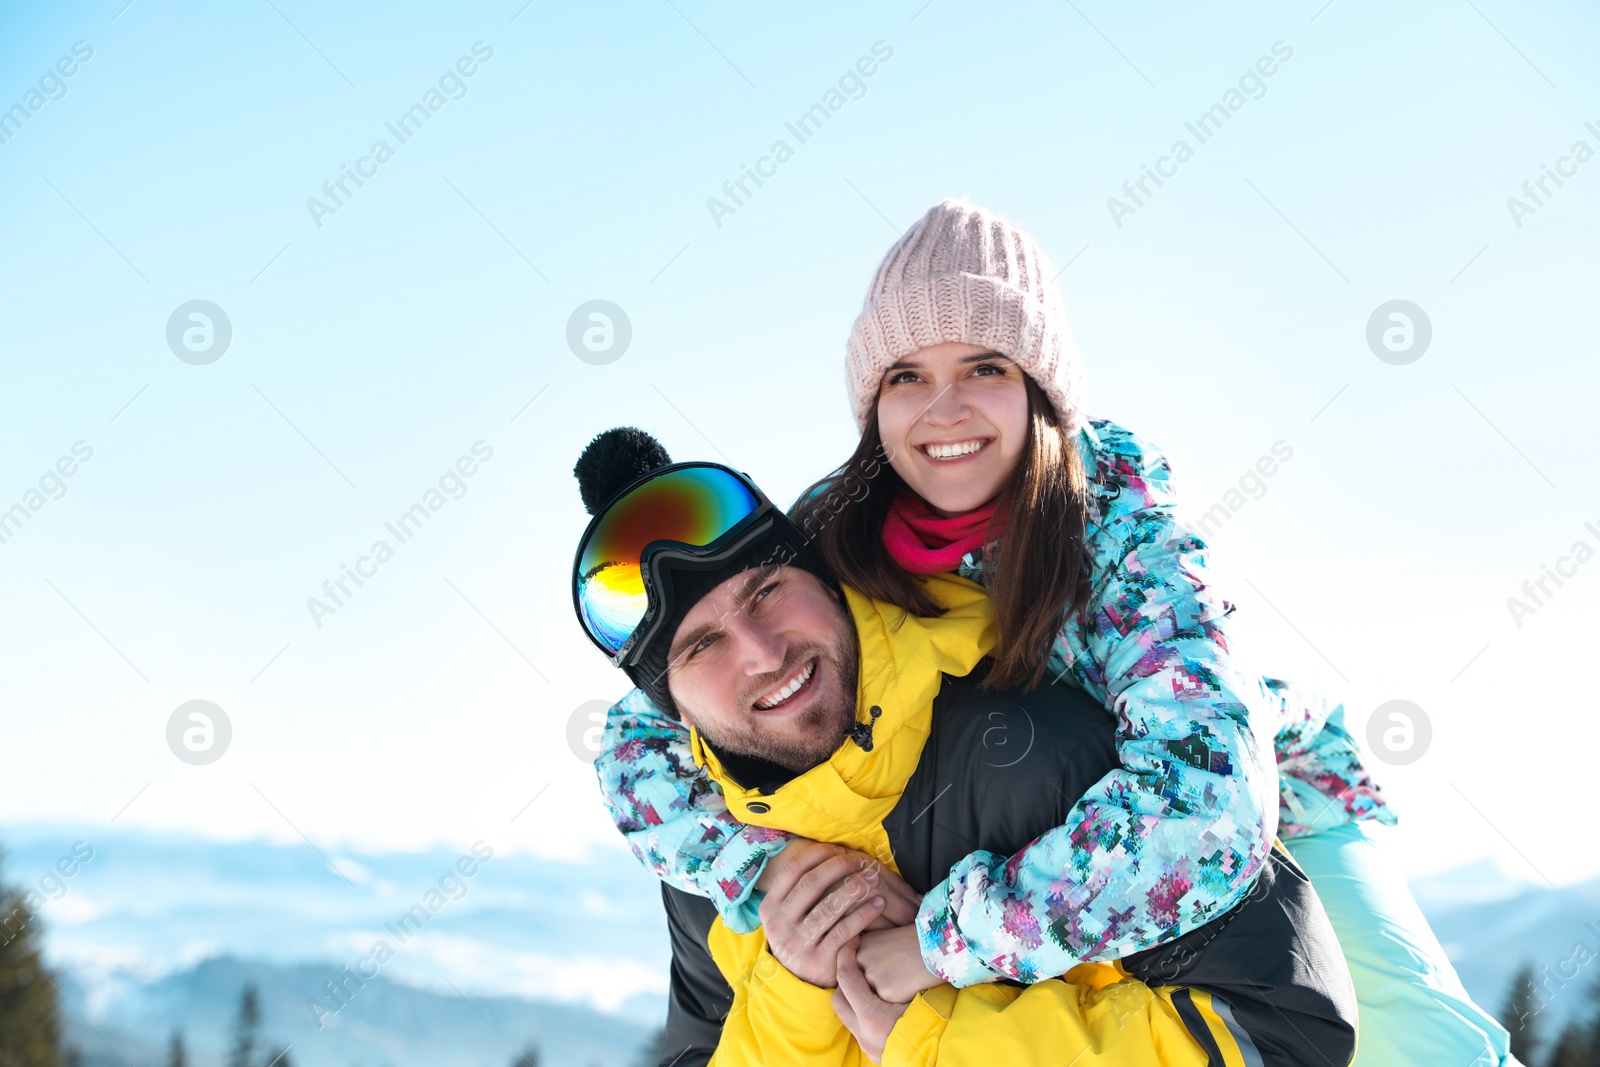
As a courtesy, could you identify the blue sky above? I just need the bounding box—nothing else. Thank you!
[2,0,1597,899]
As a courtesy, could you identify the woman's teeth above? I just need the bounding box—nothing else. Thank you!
[923,439,986,460]
[755,660,815,710]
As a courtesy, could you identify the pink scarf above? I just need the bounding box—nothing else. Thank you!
[881,494,1005,575]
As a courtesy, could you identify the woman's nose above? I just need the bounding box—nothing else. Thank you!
[921,381,971,425]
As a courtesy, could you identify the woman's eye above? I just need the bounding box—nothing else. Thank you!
[973,362,1006,377]
[887,370,920,385]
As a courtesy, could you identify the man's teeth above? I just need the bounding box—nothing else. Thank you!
[756,661,815,710]
[924,439,985,460]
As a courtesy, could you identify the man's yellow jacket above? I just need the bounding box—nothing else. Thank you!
[662,573,1356,1067]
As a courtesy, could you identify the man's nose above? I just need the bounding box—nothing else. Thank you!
[729,617,786,677]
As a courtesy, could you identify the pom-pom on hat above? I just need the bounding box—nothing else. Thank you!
[845,197,1086,435]
[574,427,672,515]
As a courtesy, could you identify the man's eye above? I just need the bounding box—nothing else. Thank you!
[692,634,717,656]
[753,582,778,605]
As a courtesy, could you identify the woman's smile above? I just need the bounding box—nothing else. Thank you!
[918,437,992,462]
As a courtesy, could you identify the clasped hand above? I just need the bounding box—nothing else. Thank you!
[757,840,945,1062]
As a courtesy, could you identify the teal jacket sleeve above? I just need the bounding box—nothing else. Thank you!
[594,689,790,933]
[915,420,1281,985]
[1266,677,1397,838]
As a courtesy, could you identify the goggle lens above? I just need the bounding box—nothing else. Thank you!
[575,465,763,656]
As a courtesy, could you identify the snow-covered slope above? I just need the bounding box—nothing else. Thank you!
[9,822,1587,1064]
[54,955,653,1067]
[5,823,669,1066]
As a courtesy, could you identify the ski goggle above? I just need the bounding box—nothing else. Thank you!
[572,463,774,665]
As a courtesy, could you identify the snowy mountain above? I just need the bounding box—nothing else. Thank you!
[4,823,670,1066]
[6,822,1591,1063]
[54,956,653,1067]
[1411,859,1600,1038]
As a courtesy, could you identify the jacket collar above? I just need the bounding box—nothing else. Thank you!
[688,573,997,849]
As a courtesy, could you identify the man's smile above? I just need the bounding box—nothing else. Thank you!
[752,657,818,713]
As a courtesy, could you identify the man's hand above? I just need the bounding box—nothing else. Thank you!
[758,839,922,931]
[760,850,888,987]
[756,838,841,893]
[832,940,911,1064]
[856,925,943,1002]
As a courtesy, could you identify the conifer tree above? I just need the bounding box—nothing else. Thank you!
[1544,1024,1586,1067]
[1543,972,1600,1067]
[630,1026,667,1067]
[227,983,261,1067]
[166,1029,188,1067]
[0,848,64,1066]
[1501,961,1544,1064]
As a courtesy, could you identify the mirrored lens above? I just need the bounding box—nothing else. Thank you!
[576,466,761,655]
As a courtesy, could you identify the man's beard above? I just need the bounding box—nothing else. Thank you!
[692,619,860,775]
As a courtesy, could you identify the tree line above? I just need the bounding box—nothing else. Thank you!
[1,847,590,1066]
[1502,959,1600,1066]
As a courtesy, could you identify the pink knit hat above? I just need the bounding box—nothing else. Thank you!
[845,198,1085,435]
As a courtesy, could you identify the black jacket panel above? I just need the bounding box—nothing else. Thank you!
[660,883,732,1067]
[883,666,1357,1067]
[1121,847,1359,1065]
[883,667,1118,894]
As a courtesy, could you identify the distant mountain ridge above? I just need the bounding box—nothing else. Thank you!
[7,822,1593,1063]
[4,822,670,1023]
[56,955,652,1067]
[1412,860,1600,1038]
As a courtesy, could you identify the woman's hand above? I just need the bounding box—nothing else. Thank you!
[855,924,943,1002]
[833,940,911,1064]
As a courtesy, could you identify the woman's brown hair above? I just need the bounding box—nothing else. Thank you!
[790,375,1094,691]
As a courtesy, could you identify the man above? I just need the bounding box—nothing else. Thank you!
[571,429,1357,1066]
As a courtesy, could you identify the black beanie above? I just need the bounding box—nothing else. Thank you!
[573,428,837,719]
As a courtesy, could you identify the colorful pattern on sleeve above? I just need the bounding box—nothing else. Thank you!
[1264,676,1395,838]
[915,420,1277,985]
[594,689,790,933]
